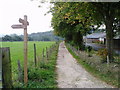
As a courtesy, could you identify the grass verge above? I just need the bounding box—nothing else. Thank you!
[14,43,59,88]
[2,41,55,82]
[66,43,119,88]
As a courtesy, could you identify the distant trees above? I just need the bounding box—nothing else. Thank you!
[29,31,64,41]
[2,35,13,41]
[1,31,64,41]
[12,35,23,41]
[28,36,33,41]
[2,35,23,41]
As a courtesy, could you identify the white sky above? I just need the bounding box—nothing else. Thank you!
[0,0,53,35]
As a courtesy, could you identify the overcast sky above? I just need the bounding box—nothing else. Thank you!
[0,0,52,35]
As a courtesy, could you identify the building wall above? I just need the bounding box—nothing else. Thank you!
[85,38,120,49]
[86,38,99,43]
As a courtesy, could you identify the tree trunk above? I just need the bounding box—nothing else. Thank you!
[105,17,114,62]
[73,31,83,49]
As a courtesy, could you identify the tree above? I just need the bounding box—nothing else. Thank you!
[51,2,120,62]
[89,2,120,62]
[2,35,12,41]
[12,35,23,41]
[28,36,33,41]
[51,2,92,48]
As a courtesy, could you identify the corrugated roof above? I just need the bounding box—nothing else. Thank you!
[86,33,106,39]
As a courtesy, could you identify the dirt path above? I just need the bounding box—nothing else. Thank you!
[56,42,114,88]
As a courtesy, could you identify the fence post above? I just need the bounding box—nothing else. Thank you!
[46,47,48,60]
[17,60,23,82]
[0,47,12,88]
[34,43,37,67]
[49,46,51,56]
[42,48,44,61]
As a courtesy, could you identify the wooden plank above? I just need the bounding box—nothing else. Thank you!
[0,47,12,88]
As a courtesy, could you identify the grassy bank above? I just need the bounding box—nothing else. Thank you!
[2,41,55,83]
[14,42,59,88]
[66,43,119,88]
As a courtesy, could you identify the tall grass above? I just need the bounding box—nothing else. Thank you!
[2,41,55,83]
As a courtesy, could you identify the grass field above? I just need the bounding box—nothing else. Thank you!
[1,41,55,83]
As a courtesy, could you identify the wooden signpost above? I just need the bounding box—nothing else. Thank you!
[11,15,29,84]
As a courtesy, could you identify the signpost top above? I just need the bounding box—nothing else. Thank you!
[11,15,29,29]
[19,18,29,25]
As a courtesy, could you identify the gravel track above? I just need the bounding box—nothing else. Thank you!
[56,42,114,88]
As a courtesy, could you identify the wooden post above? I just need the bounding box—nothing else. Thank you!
[49,46,51,56]
[0,47,12,88]
[107,55,109,65]
[17,60,22,82]
[46,47,48,60]
[24,15,28,84]
[42,48,44,61]
[11,15,29,84]
[34,43,37,66]
[0,47,2,88]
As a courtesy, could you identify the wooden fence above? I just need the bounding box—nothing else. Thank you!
[0,42,59,88]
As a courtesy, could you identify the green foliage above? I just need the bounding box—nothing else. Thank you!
[97,49,108,63]
[27,44,58,88]
[85,46,92,57]
[51,2,93,48]
[87,46,92,52]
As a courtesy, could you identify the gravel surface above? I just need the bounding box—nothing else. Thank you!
[56,42,114,88]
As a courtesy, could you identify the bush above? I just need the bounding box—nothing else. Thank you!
[28,67,42,81]
[97,48,108,63]
[87,46,92,52]
[79,44,85,51]
[87,46,92,57]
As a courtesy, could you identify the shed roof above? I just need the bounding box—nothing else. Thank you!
[86,32,106,39]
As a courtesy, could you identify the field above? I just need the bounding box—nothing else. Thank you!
[2,41,56,86]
